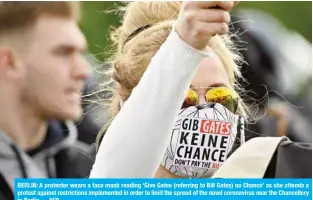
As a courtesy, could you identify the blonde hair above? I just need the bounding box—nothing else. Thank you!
[96,2,249,147]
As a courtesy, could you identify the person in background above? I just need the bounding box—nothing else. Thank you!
[0,2,94,199]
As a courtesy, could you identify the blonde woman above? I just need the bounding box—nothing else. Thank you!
[90,1,250,178]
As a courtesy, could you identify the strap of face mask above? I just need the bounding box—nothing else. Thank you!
[227,115,246,159]
[239,116,246,145]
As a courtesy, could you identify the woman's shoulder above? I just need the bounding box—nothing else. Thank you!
[213,137,312,178]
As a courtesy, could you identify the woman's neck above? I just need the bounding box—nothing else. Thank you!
[0,97,47,150]
[154,165,185,178]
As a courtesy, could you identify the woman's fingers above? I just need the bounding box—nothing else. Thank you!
[176,1,236,50]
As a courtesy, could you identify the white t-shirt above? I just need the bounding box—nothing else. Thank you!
[90,27,212,178]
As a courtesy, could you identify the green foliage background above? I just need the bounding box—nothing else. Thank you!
[79,1,312,62]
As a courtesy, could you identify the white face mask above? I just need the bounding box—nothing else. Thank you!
[160,103,245,178]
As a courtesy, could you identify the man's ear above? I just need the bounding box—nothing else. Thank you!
[0,47,22,80]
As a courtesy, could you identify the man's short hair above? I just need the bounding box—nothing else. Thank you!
[0,1,80,36]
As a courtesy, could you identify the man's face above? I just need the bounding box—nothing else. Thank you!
[17,15,90,121]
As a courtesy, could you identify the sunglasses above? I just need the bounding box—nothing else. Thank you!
[182,86,239,113]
